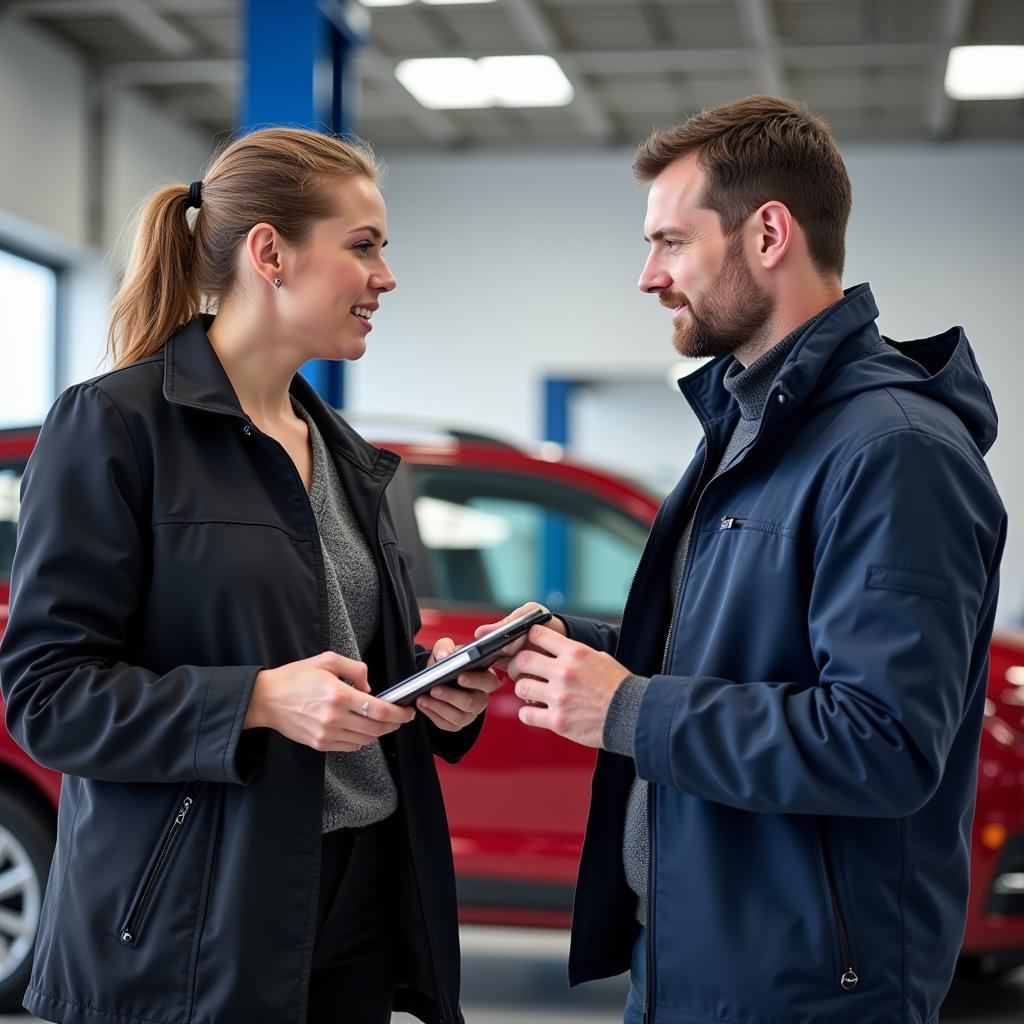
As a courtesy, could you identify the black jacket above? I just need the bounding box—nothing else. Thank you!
[0,317,480,1024]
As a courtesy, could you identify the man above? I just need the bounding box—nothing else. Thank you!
[471,97,1006,1023]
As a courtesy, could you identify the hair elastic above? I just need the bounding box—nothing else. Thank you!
[186,180,203,210]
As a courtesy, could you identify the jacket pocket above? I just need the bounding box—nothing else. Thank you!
[119,782,203,945]
[817,818,860,991]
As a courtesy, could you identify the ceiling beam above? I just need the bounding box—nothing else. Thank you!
[97,42,940,89]
[374,42,937,74]
[926,0,973,140]
[104,58,241,85]
[738,0,787,97]
[501,0,615,143]
[9,0,196,56]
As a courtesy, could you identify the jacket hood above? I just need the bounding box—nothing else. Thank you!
[681,283,999,456]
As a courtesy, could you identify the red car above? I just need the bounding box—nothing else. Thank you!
[0,422,1022,1008]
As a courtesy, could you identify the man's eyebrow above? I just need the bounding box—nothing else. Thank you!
[644,226,692,243]
[349,224,388,246]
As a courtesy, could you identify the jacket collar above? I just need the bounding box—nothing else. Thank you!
[162,315,398,480]
[678,283,881,429]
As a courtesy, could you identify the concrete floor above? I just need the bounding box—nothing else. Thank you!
[4,926,1022,1023]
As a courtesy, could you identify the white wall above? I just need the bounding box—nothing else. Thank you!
[0,15,211,387]
[0,18,89,246]
[358,145,1024,624]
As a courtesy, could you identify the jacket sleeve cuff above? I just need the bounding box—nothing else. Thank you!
[602,674,649,757]
[194,665,266,784]
[556,614,620,655]
[633,674,689,785]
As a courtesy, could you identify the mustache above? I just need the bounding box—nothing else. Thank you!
[659,291,688,310]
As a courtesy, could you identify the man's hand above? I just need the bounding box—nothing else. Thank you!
[506,626,630,748]
[415,637,501,732]
[452,602,569,702]
[472,602,568,668]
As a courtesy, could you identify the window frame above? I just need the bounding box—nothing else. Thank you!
[0,238,65,429]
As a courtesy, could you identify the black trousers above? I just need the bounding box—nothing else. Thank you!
[307,817,399,1024]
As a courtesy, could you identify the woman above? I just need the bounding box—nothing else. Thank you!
[0,127,496,1024]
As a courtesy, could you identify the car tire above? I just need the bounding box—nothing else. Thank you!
[0,789,54,1012]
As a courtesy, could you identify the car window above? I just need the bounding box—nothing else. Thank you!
[0,465,23,579]
[409,466,648,619]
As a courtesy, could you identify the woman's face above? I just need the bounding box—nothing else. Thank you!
[279,176,396,362]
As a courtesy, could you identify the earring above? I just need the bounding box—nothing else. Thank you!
[273,275,282,289]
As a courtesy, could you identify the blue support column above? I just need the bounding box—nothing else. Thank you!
[242,0,366,409]
[541,378,579,610]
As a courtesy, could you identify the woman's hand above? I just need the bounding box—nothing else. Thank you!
[414,637,502,732]
[244,652,415,752]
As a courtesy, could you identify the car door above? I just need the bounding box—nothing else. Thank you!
[401,458,651,923]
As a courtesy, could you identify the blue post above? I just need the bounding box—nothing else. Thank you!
[542,379,578,610]
[242,0,366,408]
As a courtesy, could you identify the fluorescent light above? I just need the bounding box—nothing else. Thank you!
[479,55,574,107]
[396,55,574,108]
[944,45,1024,100]
[422,0,497,4]
[395,58,492,109]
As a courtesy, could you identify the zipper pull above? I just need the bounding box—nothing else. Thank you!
[174,796,194,826]
[840,967,859,990]
[720,516,745,530]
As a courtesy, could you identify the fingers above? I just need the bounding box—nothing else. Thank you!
[473,602,549,640]
[428,637,457,667]
[455,669,503,694]
[513,675,548,706]
[354,691,416,726]
[312,651,370,688]
[416,690,483,730]
[522,624,575,656]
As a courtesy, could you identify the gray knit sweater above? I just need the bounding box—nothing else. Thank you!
[292,399,398,833]
[602,306,834,925]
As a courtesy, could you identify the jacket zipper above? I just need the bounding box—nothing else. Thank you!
[120,783,202,945]
[818,819,859,991]
[719,516,746,530]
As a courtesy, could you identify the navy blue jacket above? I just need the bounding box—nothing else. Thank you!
[563,285,1006,1024]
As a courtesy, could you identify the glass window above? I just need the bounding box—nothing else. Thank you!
[0,248,57,429]
[0,465,24,579]
[410,467,648,619]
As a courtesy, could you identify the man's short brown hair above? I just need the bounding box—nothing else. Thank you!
[634,96,852,279]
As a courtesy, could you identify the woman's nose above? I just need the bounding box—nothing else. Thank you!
[373,259,396,293]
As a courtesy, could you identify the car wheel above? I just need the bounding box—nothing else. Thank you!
[0,790,54,1012]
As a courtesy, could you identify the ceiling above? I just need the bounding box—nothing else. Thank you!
[6,0,1024,150]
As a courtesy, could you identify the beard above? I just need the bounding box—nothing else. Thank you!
[661,234,775,359]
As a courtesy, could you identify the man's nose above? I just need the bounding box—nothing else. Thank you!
[638,255,670,294]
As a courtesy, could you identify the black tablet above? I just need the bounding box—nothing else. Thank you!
[377,607,553,706]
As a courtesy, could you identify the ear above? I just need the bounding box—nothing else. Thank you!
[244,223,283,290]
[753,201,793,270]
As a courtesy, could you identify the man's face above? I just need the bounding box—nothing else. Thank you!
[639,153,774,360]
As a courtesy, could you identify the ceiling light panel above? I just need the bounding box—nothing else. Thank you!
[395,55,575,109]
[944,46,1024,101]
